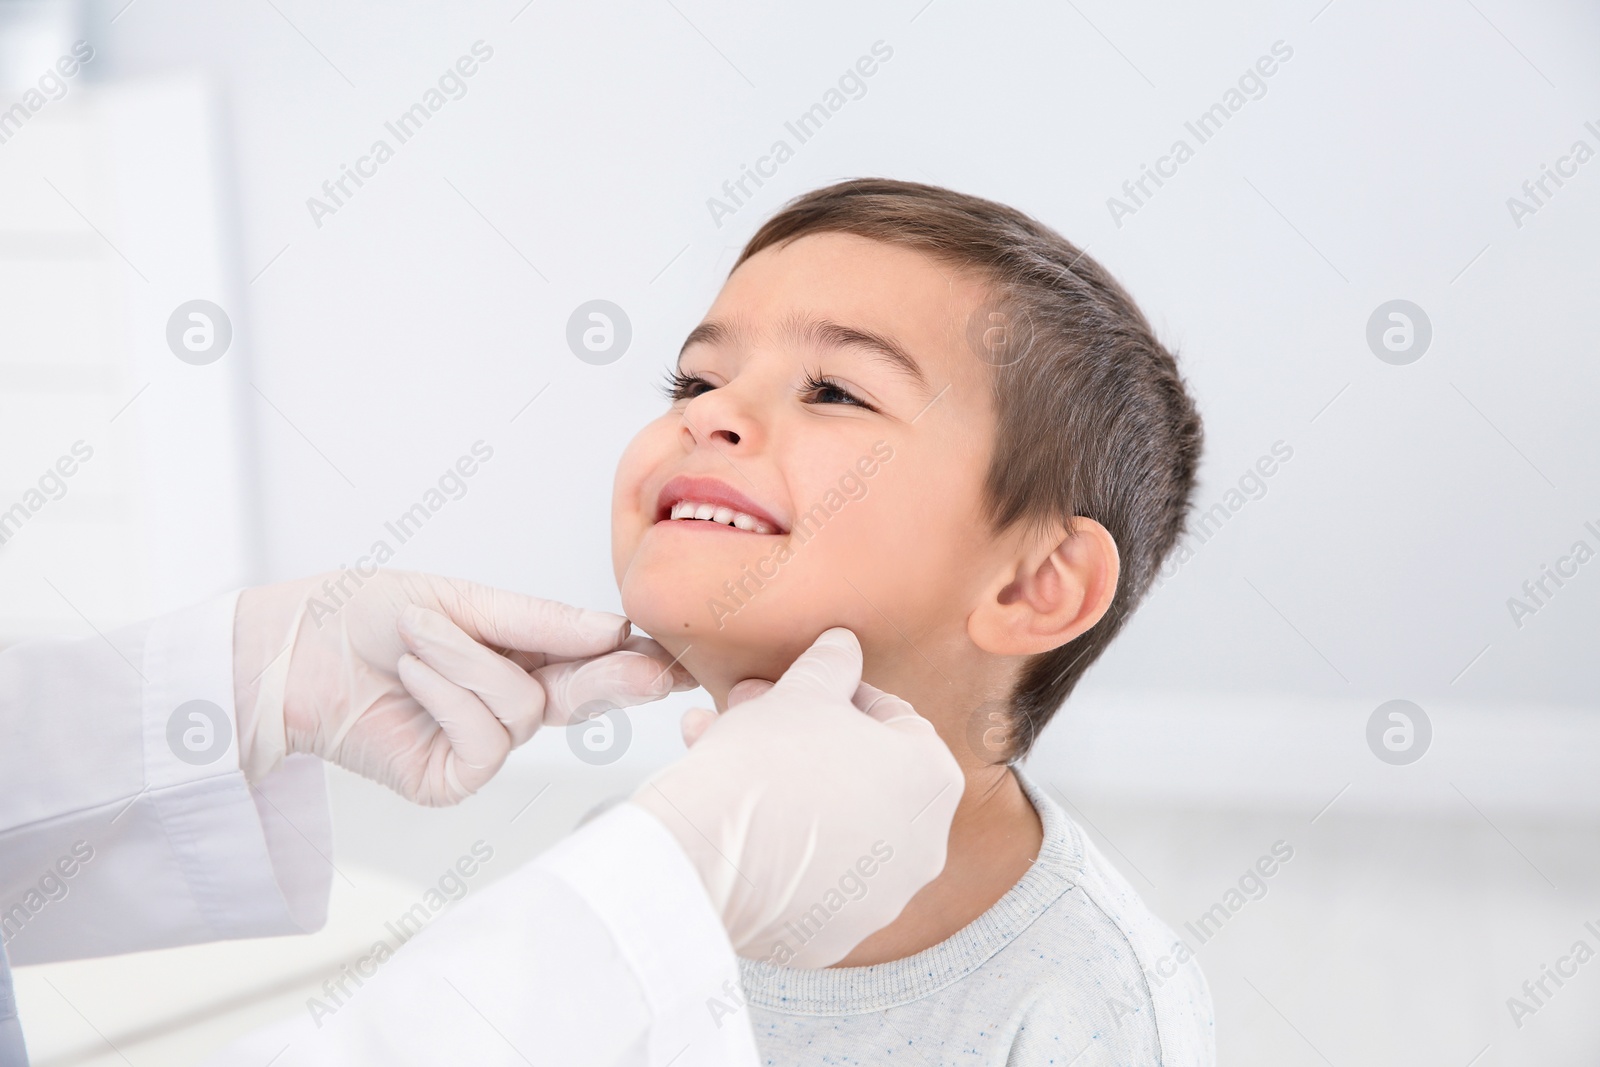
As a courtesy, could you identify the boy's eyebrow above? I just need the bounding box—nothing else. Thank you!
[792,315,931,392]
[678,319,731,360]
[678,314,931,393]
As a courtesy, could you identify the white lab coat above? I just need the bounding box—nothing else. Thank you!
[0,592,757,1066]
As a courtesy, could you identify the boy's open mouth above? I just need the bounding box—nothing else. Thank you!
[655,475,788,535]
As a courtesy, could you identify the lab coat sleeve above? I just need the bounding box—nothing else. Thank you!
[0,592,333,964]
[211,802,759,1067]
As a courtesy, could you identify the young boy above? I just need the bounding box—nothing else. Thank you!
[611,179,1212,1065]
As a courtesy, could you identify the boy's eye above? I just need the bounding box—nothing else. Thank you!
[661,369,714,402]
[662,368,878,412]
[801,372,876,411]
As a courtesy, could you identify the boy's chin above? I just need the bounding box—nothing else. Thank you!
[620,581,832,691]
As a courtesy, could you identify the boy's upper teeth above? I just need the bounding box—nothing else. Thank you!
[669,499,775,533]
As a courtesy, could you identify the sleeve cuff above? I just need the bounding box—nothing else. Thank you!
[534,802,756,1064]
[142,591,333,939]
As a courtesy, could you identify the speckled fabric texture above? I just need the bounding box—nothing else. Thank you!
[735,768,1214,1066]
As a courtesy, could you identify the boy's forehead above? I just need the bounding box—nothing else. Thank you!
[699,232,993,381]
[717,231,983,310]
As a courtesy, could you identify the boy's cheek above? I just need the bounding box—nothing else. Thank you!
[613,425,664,511]
[610,423,676,573]
[608,490,635,589]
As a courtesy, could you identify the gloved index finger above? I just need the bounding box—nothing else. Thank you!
[771,627,864,701]
[433,576,631,658]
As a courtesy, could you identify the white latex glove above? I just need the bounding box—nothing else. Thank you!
[631,628,963,969]
[233,570,692,805]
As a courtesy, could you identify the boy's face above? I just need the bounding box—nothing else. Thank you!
[611,232,1004,698]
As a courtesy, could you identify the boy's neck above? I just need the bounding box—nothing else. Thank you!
[832,759,1042,966]
[688,638,1044,965]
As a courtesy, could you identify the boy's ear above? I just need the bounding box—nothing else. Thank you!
[967,518,1120,657]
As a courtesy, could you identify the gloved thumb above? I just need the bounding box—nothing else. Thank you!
[852,681,920,724]
[770,627,863,702]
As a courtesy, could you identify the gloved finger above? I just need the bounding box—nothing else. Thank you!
[852,680,950,757]
[769,627,863,702]
[431,575,632,659]
[727,678,775,707]
[395,652,510,800]
[517,636,697,689]
[680,707,718,747]
[851,681,920,724]
[535,649,684,726]
[398,605,547,746]
[619,635,697,691]
[496,633,697,694]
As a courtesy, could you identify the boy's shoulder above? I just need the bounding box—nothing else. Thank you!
[1006,769,1215,1066]
[737,770,1215,1067]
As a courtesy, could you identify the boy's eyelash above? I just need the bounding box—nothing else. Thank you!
[660,369,712,402]
[659,368,879,412]
[799,370,877,411]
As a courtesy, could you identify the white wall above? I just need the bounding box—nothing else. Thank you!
[86,0,1600,709]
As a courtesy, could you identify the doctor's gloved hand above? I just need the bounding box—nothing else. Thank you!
[232,570,693,806]
[630,628,964,969]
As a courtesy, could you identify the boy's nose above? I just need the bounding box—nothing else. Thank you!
[680,389,762,452]
[681,418,744,450]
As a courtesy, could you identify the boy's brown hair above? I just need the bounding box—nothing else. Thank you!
[735,178,1203,758]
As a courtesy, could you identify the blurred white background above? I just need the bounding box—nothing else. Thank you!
[0,0,1596,1063]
